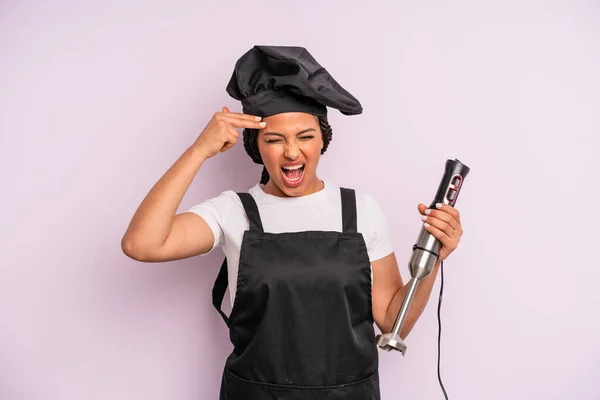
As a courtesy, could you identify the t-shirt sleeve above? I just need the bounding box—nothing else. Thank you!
[185,191,233,255]
[364,193,394,262]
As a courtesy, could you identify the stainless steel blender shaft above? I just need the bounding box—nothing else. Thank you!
[376,225,440,354]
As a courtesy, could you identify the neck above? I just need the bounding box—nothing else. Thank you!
[263,176,324,198]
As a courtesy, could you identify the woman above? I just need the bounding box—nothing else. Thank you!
[121,45,463,399]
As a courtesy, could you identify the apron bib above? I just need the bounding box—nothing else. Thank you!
[212,188,380,399]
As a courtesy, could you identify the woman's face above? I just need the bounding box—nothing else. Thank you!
[258,112,324,197]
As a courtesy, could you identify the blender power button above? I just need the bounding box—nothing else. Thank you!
[446,188,457,201]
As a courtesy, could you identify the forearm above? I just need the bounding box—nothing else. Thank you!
[122,145,208,249]
[383,259,441,339]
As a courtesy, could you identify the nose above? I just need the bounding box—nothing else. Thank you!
[284,141,300,160]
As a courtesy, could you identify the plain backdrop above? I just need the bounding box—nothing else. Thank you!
[1,1,599,399]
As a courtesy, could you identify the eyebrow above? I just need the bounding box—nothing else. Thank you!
[263,128,316,137]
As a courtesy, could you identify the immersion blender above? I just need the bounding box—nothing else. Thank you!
[376,158,470,354]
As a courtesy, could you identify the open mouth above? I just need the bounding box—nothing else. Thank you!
[281,164,305,187]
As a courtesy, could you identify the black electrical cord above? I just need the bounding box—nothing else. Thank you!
[437,260,449,400]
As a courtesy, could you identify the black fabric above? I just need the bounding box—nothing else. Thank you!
[237,193,264,232]
[212,187,380,399]
[226,45,363,118]
[341,187,357,233]
[212,258,230,325]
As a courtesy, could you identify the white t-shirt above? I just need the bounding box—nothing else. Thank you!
[186,181,394,306]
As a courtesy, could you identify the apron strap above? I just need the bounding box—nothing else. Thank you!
[212,258,230,325]
[212,192,263,325]
[340,187,358,233]
[237,192,264,232]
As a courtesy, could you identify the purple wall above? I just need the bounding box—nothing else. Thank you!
[2,1,599,399]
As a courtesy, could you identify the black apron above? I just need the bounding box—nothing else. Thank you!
[212,187,380,399]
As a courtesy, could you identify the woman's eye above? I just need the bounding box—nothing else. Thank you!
[266,136,313,143]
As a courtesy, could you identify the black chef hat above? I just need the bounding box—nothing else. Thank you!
[226,45,363,118]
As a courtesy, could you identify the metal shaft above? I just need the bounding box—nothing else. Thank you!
[390,277,420,336]
[376,228,439,353]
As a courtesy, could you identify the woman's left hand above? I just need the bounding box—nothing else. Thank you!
[417,202,463,262]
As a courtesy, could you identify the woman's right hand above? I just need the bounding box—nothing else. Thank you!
[193,106,266,159]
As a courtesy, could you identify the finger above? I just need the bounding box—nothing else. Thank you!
[220,136,237,152]
[424,206,460,230]
[226,133,238,145]
[422,214,455,237]
[423,221,453,243]
[434,202,461,223]
[218,110,262,122]
[227,125,240,138]
[225,117,266,130]
[220,142,234,152]
[423,210,460,231]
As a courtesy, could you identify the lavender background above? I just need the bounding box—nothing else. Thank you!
[1,1,599,399]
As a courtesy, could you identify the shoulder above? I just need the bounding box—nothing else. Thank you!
[337,185,389,230]
[326,182,388,223]
[346,186,394,261]
[188,189,237,211]
[187,185,259,221]
[336,184,384,213]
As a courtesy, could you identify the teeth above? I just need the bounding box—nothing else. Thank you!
[285,174,302,182]
[282,164,304,170]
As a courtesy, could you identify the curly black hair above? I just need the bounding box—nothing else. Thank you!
[243,116,333,184]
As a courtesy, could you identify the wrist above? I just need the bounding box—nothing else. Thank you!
[188,144,210,163]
